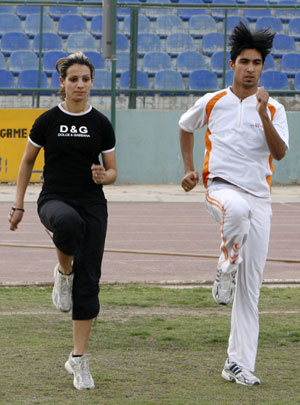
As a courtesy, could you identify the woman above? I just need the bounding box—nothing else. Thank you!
[9,52,117,391]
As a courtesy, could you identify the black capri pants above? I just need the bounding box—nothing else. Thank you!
[38,196,108,321]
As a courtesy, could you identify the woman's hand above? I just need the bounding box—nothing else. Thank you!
[91,164,106,184]
[8,208,24,231]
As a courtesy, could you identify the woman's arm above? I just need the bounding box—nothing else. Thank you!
[91,151,117,185]
[9,141,40,231]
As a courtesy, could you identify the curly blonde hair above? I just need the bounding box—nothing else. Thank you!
[56,51,95,100]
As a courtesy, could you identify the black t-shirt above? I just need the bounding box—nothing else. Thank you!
[29,104,115,200]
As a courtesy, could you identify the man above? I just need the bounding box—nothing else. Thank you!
[179,22,289,386]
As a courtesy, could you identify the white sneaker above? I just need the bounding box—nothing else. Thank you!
[65,352,95,390]
[52,264,73,312]
[222,359,261,386]
[212,268,236,305]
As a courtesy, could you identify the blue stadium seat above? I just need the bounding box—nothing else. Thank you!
[0,6,15,14]
[9,50,39,76]
[1,33,30,56]
[16,5,41,20]
[43,51,68,76]
[0,69,15,93]
[33,33,63,53]
[276,0,300,22]
[120,70,150,89]
[123,15,150,37]
[49,2,78,21]
[93,69,112,94]
[264,53,276,71]
[84,51,106,70]
[166,33,195,57]
[116,33,129,51]
[211,51,231,76]
[51,71,60,89]
[281,53,300,77]
[155,15,185,38]
[82,0,102,20]
[18,70,48,92]
[259,70,289,90]
[244,0,272,22]
[224,16,249,34]
[25,14,55,39]
[225,69,233,86]
[91,15,103,39]
[294,72,300,90]
[143,51,172,76]
[117,0,141,21]
[138,33,161,56]
[202,33,226,56]
[154,70,185,91]
[0,52,6,70]
[272,34,296,57]
[66,33,98,53]
[188,15,217,39]
[288,18,300,41]
[189,69,219,90]
[177,51,206,76]
[0,14,23,36]
[58,15,87,38]
[116,51,130,75]
[177,0,206,21]
[145,0,174,21]
[256,17,284,34]
[211,0,239,21]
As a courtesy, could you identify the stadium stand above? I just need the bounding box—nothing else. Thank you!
[0,70,15,93]
[43,51,68,76]
[66,32,98,53]
[25,14,56,39]
[0,13,22,36]
[177,51,206,76]
[116,33,130,51]
[260,70,290,90]
[143,51,172,76]
[123,15,150,37]
[188,15,217,38]
[120,70,150,89]
[211,51,231,76]
[154,70,185,90]
[51,71,60,89]
[264,54,276,70]
[82,0,103,20]
[166,33,195,57]
[17,69,48,92]
[138,33,161,56]
[244,0,272,22]
[272,34,297,57]
[202,33,226,56]
[58,15,88,38]
[225,70,234,86]
[145,0,173,21]
[1,33,30,56]
[16,5,41,20]
[177,0,206,21]
[189,69,219,90]
[0,6,15,14]
[224,16,249,34]
[93,69,112,94]
[33,33,63,53]
[155,15,185,38]
[84,51,106,70]
[294,72,300,90]
[211,0,239,21]
[288,18,300,41]
[90,15,103,39]
[281,53,300,77]
[9,51,39,76]
[116,51,130,75]
[49,3,78,21]
[255,16,284,33]
[275,0,300,22]
[0,52,6,70]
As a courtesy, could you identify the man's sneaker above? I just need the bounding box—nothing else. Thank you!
[52,264,73,312]
[222,359,261,386]
[65,352,95,390]
[212,268,236,305]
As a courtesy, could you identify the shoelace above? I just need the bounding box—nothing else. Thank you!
[80,357,92,384]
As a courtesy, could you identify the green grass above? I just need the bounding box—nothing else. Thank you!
[0,285,299,405]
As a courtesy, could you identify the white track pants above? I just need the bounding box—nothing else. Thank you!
[206,183,272,372]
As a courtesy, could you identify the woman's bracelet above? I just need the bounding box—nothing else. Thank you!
[10,207,25,216]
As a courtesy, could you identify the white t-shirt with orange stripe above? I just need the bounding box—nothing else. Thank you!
[179,87,289,198]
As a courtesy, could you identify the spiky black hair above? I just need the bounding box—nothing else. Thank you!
[229,22,275,63]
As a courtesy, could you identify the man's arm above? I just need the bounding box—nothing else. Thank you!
[180,129,199,192]
[256,87,287,161]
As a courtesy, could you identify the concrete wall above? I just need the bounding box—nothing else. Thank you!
[114,110,300,185]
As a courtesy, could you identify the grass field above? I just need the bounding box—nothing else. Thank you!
[0,285,299,405]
